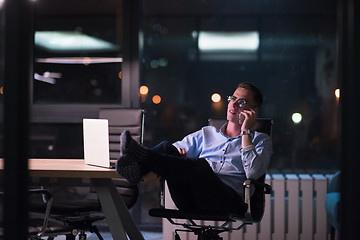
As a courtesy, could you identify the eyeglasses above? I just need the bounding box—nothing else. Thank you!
[227,95,247,108]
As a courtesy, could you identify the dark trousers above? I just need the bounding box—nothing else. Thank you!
[145,141,247,215]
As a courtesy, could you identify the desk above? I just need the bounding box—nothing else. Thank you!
[0,158,144,240]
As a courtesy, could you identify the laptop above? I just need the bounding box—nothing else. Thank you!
[83,118,116,168]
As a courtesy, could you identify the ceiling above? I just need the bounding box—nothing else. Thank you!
[34,0,336,16]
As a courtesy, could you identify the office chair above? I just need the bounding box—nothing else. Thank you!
[325,171,340,240]
[149,118,273,240]
[30,109,144,240]
[0,189,77,240]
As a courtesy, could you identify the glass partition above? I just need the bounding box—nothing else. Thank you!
[0,0,340,232]
[141,0,339,171]
[139,1,339,227]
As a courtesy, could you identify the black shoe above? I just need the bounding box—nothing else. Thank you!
[120,130,148,159]
[116,154,145,185]
[117,130,149,184]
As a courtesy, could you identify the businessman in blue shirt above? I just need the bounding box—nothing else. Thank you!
[117,82,273,215]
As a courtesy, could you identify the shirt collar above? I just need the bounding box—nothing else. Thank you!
[220,122,241,139]
[220,122,228,135]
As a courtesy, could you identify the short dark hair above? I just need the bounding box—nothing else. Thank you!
[237,82,263,108]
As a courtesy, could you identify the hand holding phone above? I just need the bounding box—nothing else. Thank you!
[239,108,257,129]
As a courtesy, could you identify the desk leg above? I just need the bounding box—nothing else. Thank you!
[92,178,144,240]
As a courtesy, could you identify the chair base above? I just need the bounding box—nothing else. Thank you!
[175,227,225,240]
[149,208,251,231]
[149,208,253,240]
[54,215,105,240]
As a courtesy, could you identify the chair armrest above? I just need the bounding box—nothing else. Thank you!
[243,179,272,222]
[243,180,253,221]
[250,179,272,194]
[159,177,166,208]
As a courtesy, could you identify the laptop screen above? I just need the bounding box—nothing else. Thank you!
[83,119,111,168]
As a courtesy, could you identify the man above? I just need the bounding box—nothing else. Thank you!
[116,82,272,215]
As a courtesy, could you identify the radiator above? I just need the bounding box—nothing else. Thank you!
[162,173,334,240]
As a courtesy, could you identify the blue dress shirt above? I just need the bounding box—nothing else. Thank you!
[173,123,273,199]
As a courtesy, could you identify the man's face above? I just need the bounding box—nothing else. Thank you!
[226,87,256,123]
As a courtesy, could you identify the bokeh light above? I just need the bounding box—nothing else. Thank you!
[139,85,149,95]
[335,88,340,99]
[150,59,159,68]
[152,95,161,104]
[211,93,221,103]
[83,57,91,65]
[159,58,168,67]
[292,112,302,124]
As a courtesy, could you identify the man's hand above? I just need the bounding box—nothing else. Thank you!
[240,108,257,131]
[177,147,187,158]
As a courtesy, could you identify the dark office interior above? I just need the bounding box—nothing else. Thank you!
[1,0,359,239]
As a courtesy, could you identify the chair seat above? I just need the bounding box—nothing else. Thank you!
[54,215,105,228]
[30,179,138,216]
[149,208,244,222]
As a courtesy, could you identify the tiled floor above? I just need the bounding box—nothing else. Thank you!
[86,231,163,240]
[52,231,163,240]
[87,223,163,240]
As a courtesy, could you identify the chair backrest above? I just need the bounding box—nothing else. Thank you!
[328,171,340,193]
[98,108,145,160]
[98,108,145,208]
[208,118,273,137]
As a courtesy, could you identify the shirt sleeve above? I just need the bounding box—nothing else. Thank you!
[172,128,204,158]
[241,132,273,180]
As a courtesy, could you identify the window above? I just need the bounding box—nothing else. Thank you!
[31,0,137,123]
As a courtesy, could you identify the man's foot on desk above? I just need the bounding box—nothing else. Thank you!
[120,130,148,159]
[117,130,149,184]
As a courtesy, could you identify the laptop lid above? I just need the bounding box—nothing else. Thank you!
[83,118,112,168]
